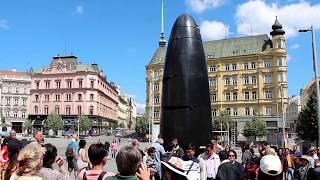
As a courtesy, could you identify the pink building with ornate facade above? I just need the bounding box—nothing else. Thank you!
[28,55,118,134]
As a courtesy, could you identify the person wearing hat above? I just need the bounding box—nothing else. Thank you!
[257,154,283,180]
[308,147,318,168]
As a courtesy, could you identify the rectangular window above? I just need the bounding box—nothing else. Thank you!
[225,77,230,85]
[210,93,217,102]
[232,64,237,70]
[232,77,238,85]
[245,107,250,116]
[264,74,272,84]
[35,95,39,102]
[14,98,18,105]
[233,92,238,100]
[244,63,249,69]
[277,41,282,48]
[77,106,82,115]
[225,92,231,101]
[253,108,257,115]
[90,94,94,101]
[211,109,217,117]
[55,106,59,114]
[154,110,159,118]
[45,81,50,89]
[78,80,83,88]
[22,111,26,118]
[226,108,231,115]
[251,75,257,84]
[56,81,61,89]
[266,107,272,115]
[209,78,216,86]
[264,60,272,68]
[278,58,283,66]
[244,91,250,100]
[225,64,230,71]
[22,99,26,106]
[67,80,72,88]
[251,62,256,69]
[154,96,160,104]
[44,106,48,115]
[45,94,49,102]
[209,65,216,72]
[252,91,257,100]
[66,94,72,101]
[66,106,71,115]
[34,106,38,114]
[244,76,249,84]
[55,94,60,101]
[6,111,10,117]
[278,72,284,81]
[78,94,82,101]
[13,111,17,117]
[36,82,40,89]
[154,82,159,90]
[233,108,238,116]
[89,106,94,115]
[265,90,272,99]
[90,81,94,88]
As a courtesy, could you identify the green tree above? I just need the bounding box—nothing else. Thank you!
[213,110,234,130]
[296,89,317,142]
[242,114,267,142]
[76,115,92,133]
[44,113,63,135]
[22,121,33,134]
[135,114,149,136]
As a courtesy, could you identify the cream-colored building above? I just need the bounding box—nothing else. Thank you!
[286,96,301,135]
[300,79,318,109]
[146,18,288,144]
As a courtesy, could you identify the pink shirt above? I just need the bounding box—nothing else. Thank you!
[111,143,118,150]
[205,153,220,179]
[77,169,115,180]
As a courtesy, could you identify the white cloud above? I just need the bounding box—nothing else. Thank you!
[200,20,230,41]
[136,103,146,113]
[185,0,224,13]
[0,20,9,29]
[290,43,300,49]
[235,1,320,38]
[75,5,83,14]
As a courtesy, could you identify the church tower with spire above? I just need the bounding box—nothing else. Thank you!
[270,16,286,51]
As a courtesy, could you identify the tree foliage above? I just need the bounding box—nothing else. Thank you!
[296,89,317,142]
[135,114,149,136]
[213,110,234,131]
[44,113,63,131]
[22,120,33,133]
[242,114,267,138]
[76,115,92,132]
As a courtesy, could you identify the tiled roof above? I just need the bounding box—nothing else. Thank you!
[0,70,30,76]
[148,34,272,65]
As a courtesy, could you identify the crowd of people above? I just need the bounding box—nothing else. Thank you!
[1,129,320,180]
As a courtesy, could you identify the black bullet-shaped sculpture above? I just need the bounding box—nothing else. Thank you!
[160,14,212,149]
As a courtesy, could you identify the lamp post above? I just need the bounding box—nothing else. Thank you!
[280,84,285,148]
[299,26,320,147]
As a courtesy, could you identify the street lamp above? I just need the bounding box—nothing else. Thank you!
[280,83,286,148]
[299,26,320,147]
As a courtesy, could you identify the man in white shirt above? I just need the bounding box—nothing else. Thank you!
[198,142,220,180]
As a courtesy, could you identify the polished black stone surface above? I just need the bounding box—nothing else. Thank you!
[160,14,212,149]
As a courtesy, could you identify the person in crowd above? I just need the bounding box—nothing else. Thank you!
[10,143,43,180]
[198,142,220,180]
[224,145,230,152]
[181,143,199,163]
[216,150,230,180]
[105,145,150,180]
[228,150,244,180]
[241,143,253,179]
[258,141,268,157]
[111,140,118,159]
[0,127,9,138]
[161,142,176,163]
[30,130,45,145]
[0,137,9,162]
[308,147,318,168]
[9,130,16,140]
[66,133,79,178]
[3,139,23,180]
[38,143,69,180]
[132,139,146,161]
[146,147,158,179]
[292,145,302,158]
[284,148,295,180]
[77,139,90,171]
[105,141,110,152]
[171,138,184,158]
[295,155,312,180]
[77,143,114,180]
[257,154,283,180]
[152,138,165,180]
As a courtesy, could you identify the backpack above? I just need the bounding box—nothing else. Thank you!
[83,171,107,180]
[65,144,74,157]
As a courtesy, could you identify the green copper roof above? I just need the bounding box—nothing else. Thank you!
[148,34,272,65]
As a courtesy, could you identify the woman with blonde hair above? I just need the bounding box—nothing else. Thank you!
[10,143,43,180]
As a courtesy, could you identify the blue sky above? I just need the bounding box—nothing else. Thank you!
[0,0,320,112]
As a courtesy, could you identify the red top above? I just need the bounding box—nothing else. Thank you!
[1,146,8,161]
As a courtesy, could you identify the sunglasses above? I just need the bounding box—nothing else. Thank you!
[229,155,235,157]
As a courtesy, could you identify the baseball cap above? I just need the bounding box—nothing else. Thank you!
[260,155,282,176]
